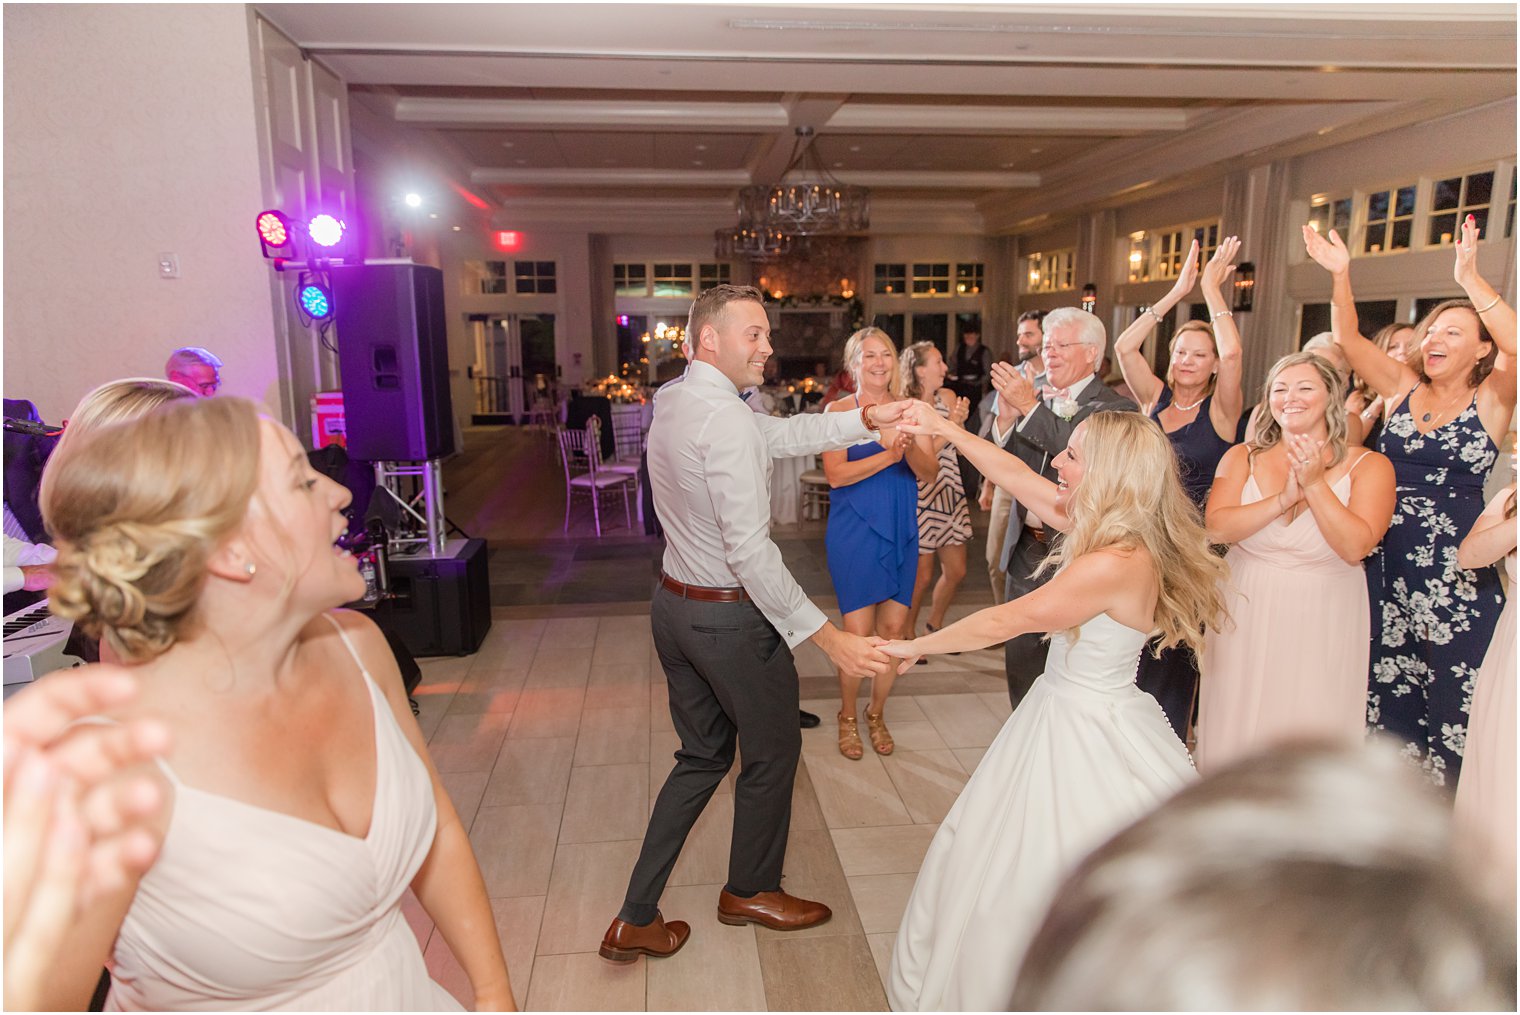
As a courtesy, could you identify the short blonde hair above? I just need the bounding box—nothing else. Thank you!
[41,397,262,663]
[841,327,902,398]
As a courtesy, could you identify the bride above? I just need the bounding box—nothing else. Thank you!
[880,407,1228,1011]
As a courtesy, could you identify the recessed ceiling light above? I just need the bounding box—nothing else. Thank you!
[692,160,704,166]
[849,145,861,152]
[1030,147,1043,154]
[695,143,708,151]
[1000,162,1016,169]
[833,162,844,168]
[515,158,527,165]
[452,225,462,231]
[429,213,438,219]
[502,141,515,148]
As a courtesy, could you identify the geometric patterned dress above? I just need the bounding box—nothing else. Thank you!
[917,394,972,553]
[1368,391,1506,787]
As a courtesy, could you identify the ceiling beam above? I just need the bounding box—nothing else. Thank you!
[828,104,1193,135]
[393,97,789,130]
[472,168,752,186]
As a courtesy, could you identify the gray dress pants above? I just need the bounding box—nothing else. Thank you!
[619,585,802,924]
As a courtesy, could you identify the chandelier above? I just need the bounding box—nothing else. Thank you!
[736,126,870,236]
[713,225,801,261]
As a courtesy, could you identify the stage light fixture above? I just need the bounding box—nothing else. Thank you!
[295,272,334,323]
[404,193,423,208]
[255,210,295,258]
[307,214,347,249]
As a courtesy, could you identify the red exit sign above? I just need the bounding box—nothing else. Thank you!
[493,230,522,252]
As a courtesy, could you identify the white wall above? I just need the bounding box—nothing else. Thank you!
[3,5,279,422]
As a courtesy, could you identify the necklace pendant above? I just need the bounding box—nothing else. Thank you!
[1422,412,1433,422]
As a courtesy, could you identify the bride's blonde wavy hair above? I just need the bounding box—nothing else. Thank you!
[1037,411,1229,657]
[41,397,261,663]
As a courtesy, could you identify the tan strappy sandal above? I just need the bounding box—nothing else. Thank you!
[864,710,894,756]
[837,711,864,760]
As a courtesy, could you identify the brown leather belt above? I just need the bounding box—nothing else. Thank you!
[661,574,750,602]
[1027,526,1049,545]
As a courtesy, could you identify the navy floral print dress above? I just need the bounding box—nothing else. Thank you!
[1368,392,1505,786]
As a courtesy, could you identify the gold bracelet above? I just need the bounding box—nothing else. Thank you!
[1211,310,1234,321]
[1474,293,1503,314]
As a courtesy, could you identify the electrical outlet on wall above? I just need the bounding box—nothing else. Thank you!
[158,253,179,279]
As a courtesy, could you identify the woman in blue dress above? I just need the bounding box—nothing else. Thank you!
[824,327,939,759]
[1113,236,1246,739]
[1305,216,1515,786]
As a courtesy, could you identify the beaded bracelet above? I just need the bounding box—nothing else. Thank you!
[1211,310,1234,321]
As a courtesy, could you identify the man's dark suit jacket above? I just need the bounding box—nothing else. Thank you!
[3,398,59,543]
[995,376,1138,575]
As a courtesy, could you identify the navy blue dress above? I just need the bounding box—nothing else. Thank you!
[1136,386,1237,738]
[826,441,919,615]
[1368,392,1506,787]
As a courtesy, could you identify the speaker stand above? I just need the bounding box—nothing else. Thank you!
[373,459,447,557]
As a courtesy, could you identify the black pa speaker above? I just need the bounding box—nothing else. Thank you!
[333,263,455,461]
[371,538,492,656]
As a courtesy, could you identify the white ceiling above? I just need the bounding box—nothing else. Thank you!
[256,3,1518,234]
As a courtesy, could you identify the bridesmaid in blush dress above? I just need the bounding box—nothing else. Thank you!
[1198,352,1395,774]
[1454,481,1517,911]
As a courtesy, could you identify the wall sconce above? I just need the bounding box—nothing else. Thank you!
[1081,283,1098,314]
[1233,261,1256,312]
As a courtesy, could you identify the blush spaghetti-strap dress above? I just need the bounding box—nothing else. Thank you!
[1196,454,1373,774]
[105,616,461,1011]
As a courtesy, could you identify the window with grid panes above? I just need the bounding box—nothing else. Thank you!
[698,263,731,291]
[875,263,906,294]
[955,263,984,294]
[614,263,648,297]
[514,260,556,294]
[1155,230,1187,279]
[1429,170,1495,245]
[1191,223,1221,262]
[479,261,508,295]
[1363,185,1416,253]
[912,263,952,296]
[652,263,694,297]
[1307,197,1352,238]
[1026,250,1074,293]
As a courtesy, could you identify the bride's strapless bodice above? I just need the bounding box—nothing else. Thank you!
[1040,613,1151,696]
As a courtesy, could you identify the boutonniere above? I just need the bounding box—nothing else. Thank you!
[1051,396,1079,420]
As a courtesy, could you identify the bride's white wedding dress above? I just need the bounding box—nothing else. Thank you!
[887,613,1197,1011]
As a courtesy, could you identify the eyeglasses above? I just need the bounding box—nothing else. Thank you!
[1040,340,1087,354]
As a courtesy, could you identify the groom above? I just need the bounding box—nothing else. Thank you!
[991,307,1135,706]
[601,284,909,962]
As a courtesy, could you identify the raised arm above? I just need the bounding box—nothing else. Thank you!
[1302,226,1417,399]
[1114,239,1200,412]
[1457,483,1518,570]
[1454,215,1517,421]
[878,548,1139,665]
[898,401,1069,532]
[1199,236,1245,430]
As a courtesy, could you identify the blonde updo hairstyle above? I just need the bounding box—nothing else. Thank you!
[841,326,902,399]
[1036,411,1229,657]
[41,396,262,663]
[1164,321,1220,396]
[898,341,941,401]
[48,378,197,465]
[1249,351,1350,468]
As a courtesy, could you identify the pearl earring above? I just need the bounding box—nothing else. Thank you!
[244,562,257,577]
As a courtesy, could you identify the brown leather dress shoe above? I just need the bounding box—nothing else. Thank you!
[599,914,691,963]
[716,888,832,930]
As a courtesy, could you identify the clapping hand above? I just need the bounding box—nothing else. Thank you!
[991,361,1038,418]
[878,638,925,675]
[1164,238,1201,303]
[1201,236,1241,294]
[1302,225,1350,275]
[1286,433,1328,490]
[948,396,971,427]
[883,432,913,462]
